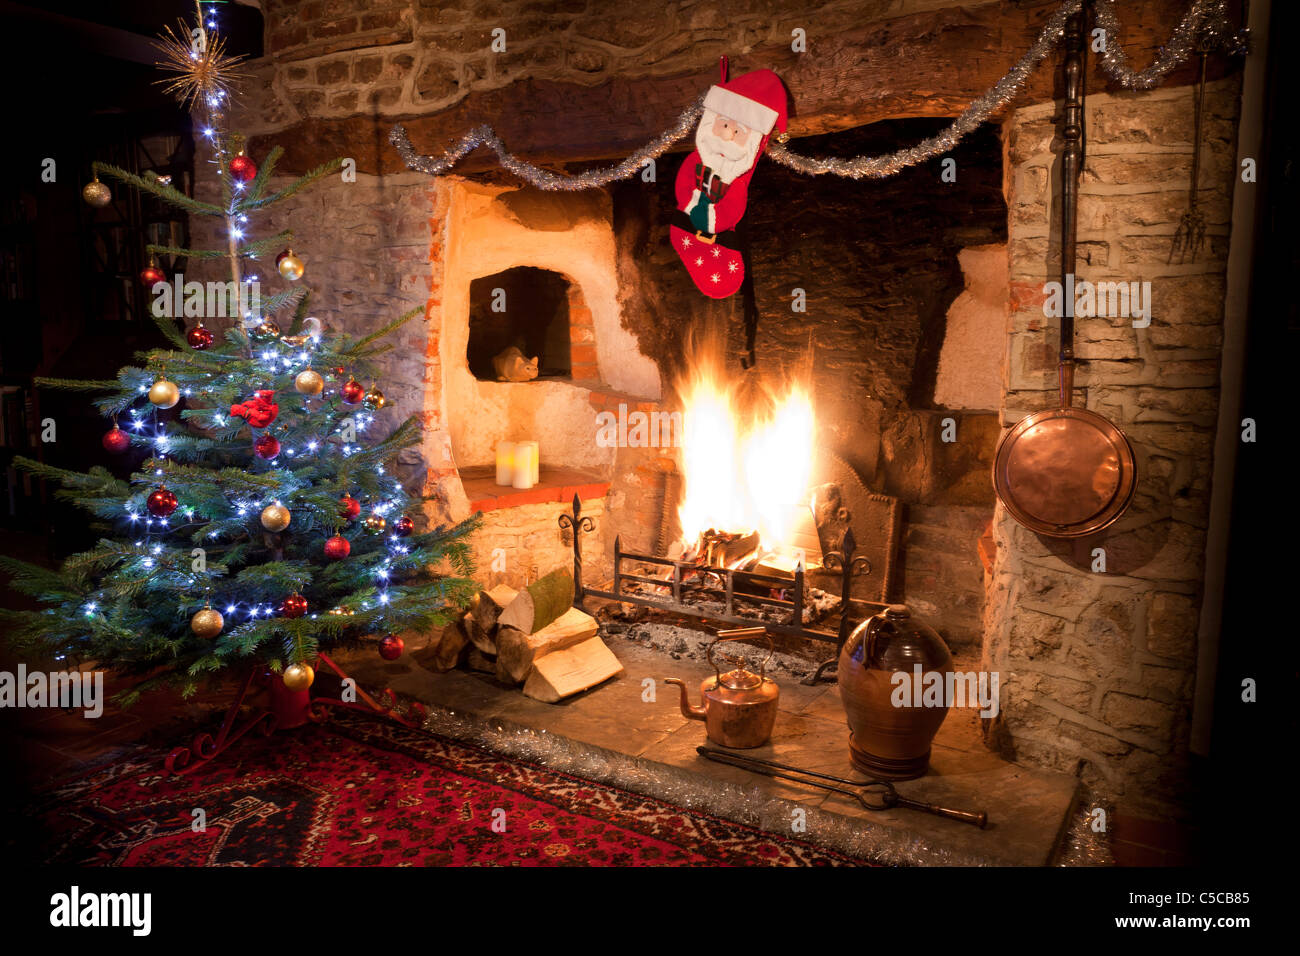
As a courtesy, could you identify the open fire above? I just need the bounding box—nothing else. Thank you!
[673,348,818,574]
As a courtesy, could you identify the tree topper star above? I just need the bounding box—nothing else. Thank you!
[154,20,246,109]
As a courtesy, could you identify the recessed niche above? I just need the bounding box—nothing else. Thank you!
[467,266,572,381]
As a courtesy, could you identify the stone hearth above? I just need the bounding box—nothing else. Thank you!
[332,615,1080,866]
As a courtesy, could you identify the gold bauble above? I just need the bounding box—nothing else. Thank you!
[363,513,386,536]
[148,379,180,409]
[260,503,291,532]
[190,607,224,639]
[294,369,324,395]
[277,250,305,281]
[250,320,281,342]
[328,605,355,617]
[362,386,386,410]
[82,178,111,207]
[282,663,315,691]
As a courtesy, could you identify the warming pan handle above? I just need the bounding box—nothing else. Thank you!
[1058,359,1075,410]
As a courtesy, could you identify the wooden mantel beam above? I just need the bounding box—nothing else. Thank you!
[252,0,1240,177]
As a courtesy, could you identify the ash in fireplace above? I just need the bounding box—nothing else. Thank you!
[602,619,823,683]
[621,568,841,627]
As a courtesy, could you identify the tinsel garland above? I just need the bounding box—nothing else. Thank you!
[767,0,1078,179]
[390,95,706,189]
[1094,0,1248,90]
[390,0,1245,188]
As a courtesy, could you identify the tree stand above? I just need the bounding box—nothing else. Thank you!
[164,652,427,775]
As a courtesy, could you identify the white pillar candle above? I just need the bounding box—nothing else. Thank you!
[511,441,537,490]
[495,441,516,486]
[520,440,539,484]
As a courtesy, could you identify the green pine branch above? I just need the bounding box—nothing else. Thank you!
[241,157,346,211]
[93,161,225,217]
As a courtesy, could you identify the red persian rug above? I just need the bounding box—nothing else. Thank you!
[31,712,865,866]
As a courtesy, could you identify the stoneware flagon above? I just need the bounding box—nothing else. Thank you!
[838,604,952,779]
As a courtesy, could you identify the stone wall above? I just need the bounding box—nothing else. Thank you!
[983,77,1241,815]
[249,0,1008,134]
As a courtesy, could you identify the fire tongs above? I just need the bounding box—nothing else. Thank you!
[697,746,988,829]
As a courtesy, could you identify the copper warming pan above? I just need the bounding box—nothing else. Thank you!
[993,9,1136,538]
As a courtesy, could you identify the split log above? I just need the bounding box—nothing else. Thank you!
[522,636,624,703]
[497,569,575,635]
[463,612,498,656]
[466,647,498,674]
[417,620,469,674]
[471,585,517,634]
[495,607,599,685]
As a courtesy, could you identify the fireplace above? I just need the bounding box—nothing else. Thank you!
[206,1,1251,821]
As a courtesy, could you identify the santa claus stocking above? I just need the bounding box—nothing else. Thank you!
[670,66,787,299]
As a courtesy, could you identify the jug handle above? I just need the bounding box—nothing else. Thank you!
[844,613,883,662]
[708,628,773,683]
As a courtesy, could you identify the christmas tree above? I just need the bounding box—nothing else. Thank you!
[0,4,478,702]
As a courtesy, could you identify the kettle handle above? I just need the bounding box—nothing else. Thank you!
[708,628,773,683]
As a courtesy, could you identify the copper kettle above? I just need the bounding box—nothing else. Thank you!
[665,628,779,749]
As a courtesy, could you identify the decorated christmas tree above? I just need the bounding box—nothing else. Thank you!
[0,4,478,702]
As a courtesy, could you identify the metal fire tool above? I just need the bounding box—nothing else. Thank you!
[696,745,988,828]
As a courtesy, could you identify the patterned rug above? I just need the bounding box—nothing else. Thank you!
[30,711,865,866]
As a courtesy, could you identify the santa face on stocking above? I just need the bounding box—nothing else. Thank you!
[671,69,787,298]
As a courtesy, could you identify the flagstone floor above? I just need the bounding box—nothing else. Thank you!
[330,625,1082,866]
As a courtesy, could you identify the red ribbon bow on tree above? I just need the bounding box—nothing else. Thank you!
[230,390,279,428]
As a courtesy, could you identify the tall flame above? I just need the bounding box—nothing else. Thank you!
[676,352,816,552]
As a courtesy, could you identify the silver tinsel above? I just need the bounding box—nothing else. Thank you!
[391,0,1242,188]
[767,0,1079,178]
[1094,0,1249,90]
[389,95,704,190]
[420,703,989,866]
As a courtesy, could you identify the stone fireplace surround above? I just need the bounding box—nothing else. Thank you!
[195,0,1246,819]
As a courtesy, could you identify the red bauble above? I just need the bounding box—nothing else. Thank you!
[146,487,178,518]
[324,535,351,560]
[187,324,215,350]
[229,154,257,182]
[280,593,308,618]
[254,434,281,459]
[140,265,166,286]
[338,495,361,520]
[393,515,415,537]
[341,379,365,405]
[378,635,405,661]
[102,426,131,454]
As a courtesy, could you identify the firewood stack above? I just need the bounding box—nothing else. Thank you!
[426,570,623,703]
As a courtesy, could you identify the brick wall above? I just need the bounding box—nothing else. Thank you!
[983,77,1241,814]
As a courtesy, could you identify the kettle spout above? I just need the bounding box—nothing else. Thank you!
[663,677,706,721]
